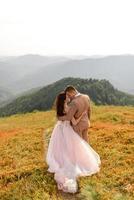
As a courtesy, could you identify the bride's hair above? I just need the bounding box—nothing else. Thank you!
[56,92,66,116]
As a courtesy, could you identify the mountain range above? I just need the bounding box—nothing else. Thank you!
[0,54,134,96]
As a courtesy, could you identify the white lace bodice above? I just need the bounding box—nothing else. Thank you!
[57,120,70,126]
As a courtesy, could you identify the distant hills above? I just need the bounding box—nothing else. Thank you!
[0,54,134,95]
[0,54,69,93]
[0,86,43,108]
[0,77,134,118]
[0,87,14,107]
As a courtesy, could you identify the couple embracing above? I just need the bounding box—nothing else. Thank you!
[46,85,101,193]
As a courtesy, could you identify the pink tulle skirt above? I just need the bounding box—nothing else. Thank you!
[46,120,101,193]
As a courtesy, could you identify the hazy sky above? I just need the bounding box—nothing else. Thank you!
[0,0,134,56]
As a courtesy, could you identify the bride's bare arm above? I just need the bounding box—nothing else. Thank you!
[71,111,86,125]
[58,101,77,121]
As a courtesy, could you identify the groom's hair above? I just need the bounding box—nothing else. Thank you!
[64,85,77,93]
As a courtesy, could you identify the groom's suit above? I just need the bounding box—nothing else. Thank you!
[58,93,91,142]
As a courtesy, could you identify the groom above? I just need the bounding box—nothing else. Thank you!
[58,85,91,143]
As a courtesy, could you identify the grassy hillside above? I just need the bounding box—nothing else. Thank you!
[0,77,134,118]
[0,105,134,200]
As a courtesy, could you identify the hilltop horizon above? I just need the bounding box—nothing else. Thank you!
[0,54,134,96]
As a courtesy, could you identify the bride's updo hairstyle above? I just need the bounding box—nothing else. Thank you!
[56,92,66,117]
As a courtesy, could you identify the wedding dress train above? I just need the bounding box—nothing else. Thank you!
[46,120,101,193]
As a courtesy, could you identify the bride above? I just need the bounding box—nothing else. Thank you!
[46,91,101,193]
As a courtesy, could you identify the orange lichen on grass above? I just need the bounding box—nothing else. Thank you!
[0,129,21,141]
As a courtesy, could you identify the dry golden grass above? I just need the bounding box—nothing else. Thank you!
[0,106,134,200]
